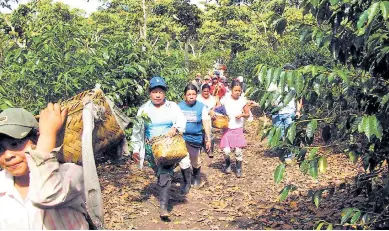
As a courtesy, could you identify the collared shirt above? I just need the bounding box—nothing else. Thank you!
[131,100,187,167]
[0,148,89,230]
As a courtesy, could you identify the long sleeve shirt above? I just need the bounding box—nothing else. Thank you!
[0,148,88,230]
[131,100,187,168]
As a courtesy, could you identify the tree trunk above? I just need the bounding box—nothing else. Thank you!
[184,38,189,70]
[141,0,147,41]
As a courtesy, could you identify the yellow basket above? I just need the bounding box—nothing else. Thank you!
[212,114,229,129]
[150,134,188,166]
[54,89,125,165]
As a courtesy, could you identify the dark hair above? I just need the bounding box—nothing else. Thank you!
[230,80,242,90]
[184,83,198,94]
[201,84,211,91]
[0,128,39,144]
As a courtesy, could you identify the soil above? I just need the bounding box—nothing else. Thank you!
[98,119,364,230]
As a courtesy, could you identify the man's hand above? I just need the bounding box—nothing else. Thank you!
[166,127,178,137]
[132,152,140,163]
[236,114,243,119]
[295,111,301,119]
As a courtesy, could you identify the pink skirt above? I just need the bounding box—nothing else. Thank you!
[220,128,247,148]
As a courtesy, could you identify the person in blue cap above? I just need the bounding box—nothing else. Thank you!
[131,76,191,219]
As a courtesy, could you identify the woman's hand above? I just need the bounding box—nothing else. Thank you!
[205,140,211,152]
[236,114,243,119]
[209,110,217,119]
[166,127,178,137]
[36,103,68,154]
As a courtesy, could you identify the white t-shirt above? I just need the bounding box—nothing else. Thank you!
[197,94,217,110]
[221,95,247,129]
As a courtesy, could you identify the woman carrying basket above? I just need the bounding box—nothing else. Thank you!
[178,84,212,187]
[131,77,191,219]
[212,80,250,178]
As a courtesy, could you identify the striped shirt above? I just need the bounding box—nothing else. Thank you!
[0,148,89,230]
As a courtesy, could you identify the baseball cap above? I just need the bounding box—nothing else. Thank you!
[214,71,220,76]
[149,76,167,90]
[204,75,210,80]
[237,76,243,82]
[0,108,39,139]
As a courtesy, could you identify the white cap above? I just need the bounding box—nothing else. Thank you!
[237,76,243,82]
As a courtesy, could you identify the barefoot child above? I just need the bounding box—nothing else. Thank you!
[0,104,89,229]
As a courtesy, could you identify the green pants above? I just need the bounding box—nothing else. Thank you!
[145,144,175,177]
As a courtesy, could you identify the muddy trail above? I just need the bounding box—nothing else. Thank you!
[98,119,365,230]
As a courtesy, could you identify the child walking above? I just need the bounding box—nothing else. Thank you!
[215,80,250,178]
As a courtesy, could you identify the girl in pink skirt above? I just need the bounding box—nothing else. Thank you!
[214,80,250,178]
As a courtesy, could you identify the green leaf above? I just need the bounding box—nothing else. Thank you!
[308,147,319,160]
[287,123,297,143]
[267,127,276,147]
[341,208,354,224]
[316,222,325,230]
[286,71,294,88]
[258,66,267,83]
[318,156,328,173]
[349,151,358,164]
[273,67,282,84]
[357,11,368,29]
[279,185,297,202]
[365,115,375,141]
[260,92,270,107]
[279,71,286,94]
[367,2,380,25]
[300,159,310,174]
[313,190,322,207]
[270,127,282,148]
[295,72,304,95]
[358,116,366,133]
[329,0,339,5]
[336,70,350,84]
[350,210,361,224]
[266,68,273,89]
[309,159,318,179]
[274,163,286,184]
[381,93,389,107]
[306,120,318,138]
[381,1,389,19]
[327,223,333,230]
[283,90,296,106]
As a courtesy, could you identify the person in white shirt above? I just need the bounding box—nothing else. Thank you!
[197,84,220,158]
[211,80,250,178]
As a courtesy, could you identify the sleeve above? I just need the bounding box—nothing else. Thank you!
[26,148,85,209]
[131,106,146,153]
[171,102,187,133]
[201,105,211,121]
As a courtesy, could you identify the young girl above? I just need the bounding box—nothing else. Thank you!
[178,84,212,187]
[0,104,89,229]
[215,80,250,178]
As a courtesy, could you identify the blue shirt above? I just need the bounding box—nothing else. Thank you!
[178,100,209,145]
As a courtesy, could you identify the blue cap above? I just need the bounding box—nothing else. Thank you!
[214,71,220,76]
[149,76,167,90]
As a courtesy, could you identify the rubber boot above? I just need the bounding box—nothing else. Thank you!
[207,140,215,158]
[236,160,242,178]
[191,167,201,187]
[180,168,192,195]
[225,157,231,174]
[159,179,171,219]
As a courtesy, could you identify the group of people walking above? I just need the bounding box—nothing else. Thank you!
[131,73,251,219]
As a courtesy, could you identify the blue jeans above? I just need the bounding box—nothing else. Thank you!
[272,113,295,158]
[272,113,295,139]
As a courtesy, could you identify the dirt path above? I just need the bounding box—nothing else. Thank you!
[98,120,363,230]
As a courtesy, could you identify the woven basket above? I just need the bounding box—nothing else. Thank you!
[212,114,229,129]
[54,89,125,165]
[150,134,188,166]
